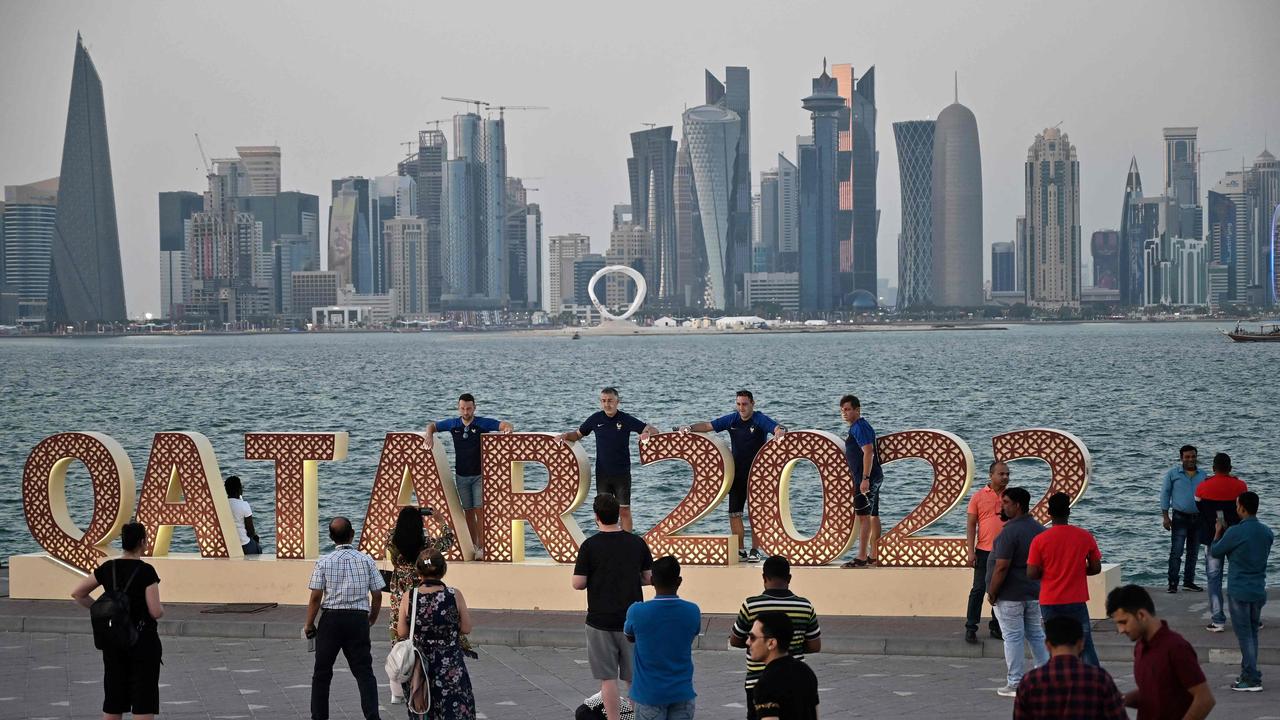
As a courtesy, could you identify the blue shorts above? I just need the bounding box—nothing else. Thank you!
[854,475,882,517]
[455,474,483,509]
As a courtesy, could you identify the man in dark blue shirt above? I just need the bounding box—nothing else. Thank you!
[840,394,884,569]
[681,389,785,562]
[560,387,659,532]
[425,392,513,560]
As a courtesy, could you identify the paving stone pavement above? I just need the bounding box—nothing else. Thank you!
[0,632,1277,720]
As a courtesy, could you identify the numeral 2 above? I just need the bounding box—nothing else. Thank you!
[639,432,737,565]
[876,430,976,567]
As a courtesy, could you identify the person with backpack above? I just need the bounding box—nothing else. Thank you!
[71,521,165,720]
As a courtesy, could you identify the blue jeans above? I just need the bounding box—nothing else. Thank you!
[634,699,696,720]
[994,599,1050,687]
[1228,595,1265,683]
[1040,602,1100,668]
[1167,510,1200,586]
[1205,549,1226,624]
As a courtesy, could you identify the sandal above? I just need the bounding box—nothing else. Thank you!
[841,558,869,568]
[867,557,879,567]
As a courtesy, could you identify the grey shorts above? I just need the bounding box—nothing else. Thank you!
[585,626,632,681]
[455,474,483,509]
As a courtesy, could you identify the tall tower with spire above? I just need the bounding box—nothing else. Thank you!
[930,76,983,307]
[1119,157,1146,306]
[47,33,127,325]
[799,65,845,311]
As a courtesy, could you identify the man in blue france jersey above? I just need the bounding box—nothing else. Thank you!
[840,394,884,569]
[425,392,514,560]
[560,386,660,532]
[680,389,786,563]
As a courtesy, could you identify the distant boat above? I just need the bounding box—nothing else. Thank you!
[1223,322,1280,342]
[571,331,580,340]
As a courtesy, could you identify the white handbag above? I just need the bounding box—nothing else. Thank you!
[385,589,419,685]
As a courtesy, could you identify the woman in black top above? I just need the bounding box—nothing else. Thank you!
[71,522,164,720]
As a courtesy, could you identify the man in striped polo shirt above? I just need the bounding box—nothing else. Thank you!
[729,556,821,719]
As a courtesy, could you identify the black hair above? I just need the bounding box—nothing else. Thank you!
[1105,584,1155,617]
[762,555,791,581]
[651,556,681,588]
[1239,491,1259,516]
[988,460,1007,474]
[458,393,475,404]
[1003,486,1031,513]
[1043,615,1084,647]
[329,516,355,544]
[839,394,860,409]
[1213,452,1231,473]
[391,506,425,563]
[601,386,619,398]
[416,548,447,579]
[224,475,243,498]
[120,522,146,552]
[1179,444,1197,457]
[736,389,754,402]
[1047,492,1071,520]
[593,493,620,525]
[756,612,794,652]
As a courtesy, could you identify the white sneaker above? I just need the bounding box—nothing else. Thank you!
[390,694,404,705]
[473,547,485,561]
[1206,622,1225,633]
[996,685,1018,697]
[746,548,763,563]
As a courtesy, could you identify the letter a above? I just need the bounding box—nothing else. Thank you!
[358,433,471,561]
[135,432,241,557]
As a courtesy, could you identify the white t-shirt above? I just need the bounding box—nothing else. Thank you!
[228,497,253,545]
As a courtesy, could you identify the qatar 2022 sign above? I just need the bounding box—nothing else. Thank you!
[21,427,1089,574]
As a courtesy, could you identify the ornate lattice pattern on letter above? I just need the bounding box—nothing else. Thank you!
[357,433,470,562]
[481,433,589,563]
[22,432,136,573]
[639,432,735,565]
[876,430,976,567]
[244,432,347,559]
[747,430,857,566]
[992,429,1091,524]
[136,432,240,557]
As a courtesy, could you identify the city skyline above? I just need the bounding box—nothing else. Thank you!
[1,1,1277,315]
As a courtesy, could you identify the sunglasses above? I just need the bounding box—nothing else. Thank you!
[746,633,774,643]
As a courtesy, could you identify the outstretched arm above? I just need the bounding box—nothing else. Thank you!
[499,420,514,433]
[682,422,715,433]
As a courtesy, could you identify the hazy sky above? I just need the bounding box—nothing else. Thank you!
[2,0,1278,316]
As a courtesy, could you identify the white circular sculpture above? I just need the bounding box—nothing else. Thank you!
[587,265,647,322]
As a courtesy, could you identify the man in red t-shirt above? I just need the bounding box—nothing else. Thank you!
[963,461,1009,643]
[1028,492,1103,666]
[1106,585,1215,719]
[1195,452,1247,632]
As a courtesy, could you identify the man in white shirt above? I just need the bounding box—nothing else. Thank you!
[224,475,261,554]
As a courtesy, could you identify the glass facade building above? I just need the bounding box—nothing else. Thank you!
[48,34,127,324]
[3,179,59,321]
[798,69,844,312]
[893,120,935,308]
[931,98,983,308]
[682,104,741,309]
[627,126,678,300]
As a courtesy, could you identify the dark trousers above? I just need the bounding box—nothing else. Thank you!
[1041,602,1100,668]
[965,549,999,633]
[311,610,381,720]
[1167,510,1200,586]
[745,687,756,720]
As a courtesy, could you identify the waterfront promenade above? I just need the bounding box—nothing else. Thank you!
[1,571,1275,718]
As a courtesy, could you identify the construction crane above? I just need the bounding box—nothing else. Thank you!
[641,123,658,129]
[193,132,211,174]
[488,104,549,120]
[1197,147,1229,163]
[442,96,489,114]
[422,117,453,130]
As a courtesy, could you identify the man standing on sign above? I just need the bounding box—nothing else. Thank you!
[680,389,786,562]
[839,394,884,568]
[561,387,660,532]
[425,393,514,561]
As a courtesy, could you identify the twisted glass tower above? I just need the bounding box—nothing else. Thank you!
[893,120,935,309]
[682,105,741,309]
[48,34,126,324]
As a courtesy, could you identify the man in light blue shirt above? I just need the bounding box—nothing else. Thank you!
[624,556,700,719]
[1209,491,1273,692]
[1160,445,1207,594]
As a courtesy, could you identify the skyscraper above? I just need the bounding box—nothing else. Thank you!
[185,158,271,323]
[799,66,844,312]
[832,64,878,297]
[237,190,320,268]
[1163,128,1200,208]
[1090,230,1121,290]
[775,154,799,272]
[672,138,704,307]
[1250,149,1278,304]
[48,34,127,325]
[627,126,677,299]
[370,175,416,295]
[327,179,362,290]
[605,224,653,309]
[757,170,779,272]
[930,85,983,307]
[384,216,429,318]
[548,233,590,313]
[706,67,752,304]
[682,104,741,309]
[440,113,507,309]
[991,242,1015,293]
[235,146,281,197]
[1025,127,1081,310]
[504,177,540,310]
[893,120,935,308]
[573,253,606,305]
[1118,157,1146,306]
[1015,216,1027,293]
[4,178,59,321]
[398,129,447,309]
[1210,172,1255,302]
[158,190,203,319]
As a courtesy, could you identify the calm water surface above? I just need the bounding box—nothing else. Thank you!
[2,322,1276,586]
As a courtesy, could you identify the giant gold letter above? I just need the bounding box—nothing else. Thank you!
[135,432,241,557]
[358,433,470,561]
[244,432,348,559]
[481,433,589,563]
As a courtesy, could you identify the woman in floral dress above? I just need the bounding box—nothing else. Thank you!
[385,507,455,642]
[396,548,476,719]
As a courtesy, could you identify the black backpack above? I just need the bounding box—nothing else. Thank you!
[90,561,142,651]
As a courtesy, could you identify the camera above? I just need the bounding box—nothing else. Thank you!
[419,506,435,517]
